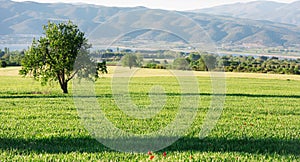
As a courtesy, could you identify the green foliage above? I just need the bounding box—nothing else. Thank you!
[197,57,208,71]
[172,57,190,70]
[143,59,166,69]
[88,48,300,75]
[0,48,24,66]
[0,60,7,68]
[189,52,201,61]
[202,54,217,70]
[174,52,300,74]
[185,53,218,71]
[121,53,143,69]
[219,55,300,74]
[97,60,108,74]
[19,21,100,93]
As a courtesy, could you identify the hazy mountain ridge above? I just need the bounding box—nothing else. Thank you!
[1,0,300,49]
[194,1,300,26]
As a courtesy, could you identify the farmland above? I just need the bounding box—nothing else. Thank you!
[0,67,299,161]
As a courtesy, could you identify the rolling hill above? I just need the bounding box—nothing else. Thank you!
[1,0,300,50]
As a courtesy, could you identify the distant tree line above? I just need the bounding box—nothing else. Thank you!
[179,53,300,75]
[90,49,186,65]
[0,47,25,67]
[106,51,300,75]
[6,44,299,76]
[218,55,300,75]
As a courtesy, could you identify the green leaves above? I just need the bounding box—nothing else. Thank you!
[121,53,143,69]
[19,21,100,93]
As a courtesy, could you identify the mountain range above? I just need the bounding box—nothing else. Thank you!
[0,0,300,50]
[193,0,300,26]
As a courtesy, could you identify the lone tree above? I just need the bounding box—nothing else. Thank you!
[20,21,104,93]
[121,53,143,69]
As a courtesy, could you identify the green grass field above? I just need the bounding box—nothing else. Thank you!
[0,67,299,161]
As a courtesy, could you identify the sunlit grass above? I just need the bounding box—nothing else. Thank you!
[0,67,299,161]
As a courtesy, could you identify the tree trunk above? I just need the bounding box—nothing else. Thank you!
[60,82,68,94]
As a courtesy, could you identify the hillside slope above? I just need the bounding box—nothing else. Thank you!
[1,0,300,49]
[194,1,300,26]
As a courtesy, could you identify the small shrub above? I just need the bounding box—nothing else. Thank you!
[0,61,7,68]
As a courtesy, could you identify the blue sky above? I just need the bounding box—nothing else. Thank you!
[12,0,299,11]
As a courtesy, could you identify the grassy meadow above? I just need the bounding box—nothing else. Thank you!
[0,67,299,161]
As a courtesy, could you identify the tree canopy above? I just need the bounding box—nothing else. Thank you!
[19,21,104,93]
[121,53,143,69]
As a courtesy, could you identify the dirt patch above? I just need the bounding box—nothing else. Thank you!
[0,67,21,76]
[1,66,300,81]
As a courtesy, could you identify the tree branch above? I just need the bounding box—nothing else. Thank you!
[57,73,63,87]
[66,68,80,82]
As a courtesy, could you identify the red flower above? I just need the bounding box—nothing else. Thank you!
[148,151,152,155]
[149,155,155,160]
[163,152,167,157]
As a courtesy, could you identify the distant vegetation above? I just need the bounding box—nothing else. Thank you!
[0,47,24,67]
[2,46,299,76]
[93,49,300,75]
[218,55,300,75]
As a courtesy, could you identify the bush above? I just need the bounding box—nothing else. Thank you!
[0,61,7,68]
[155,64,166,69]
[145,63,157,69]
[172,58,190,70]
